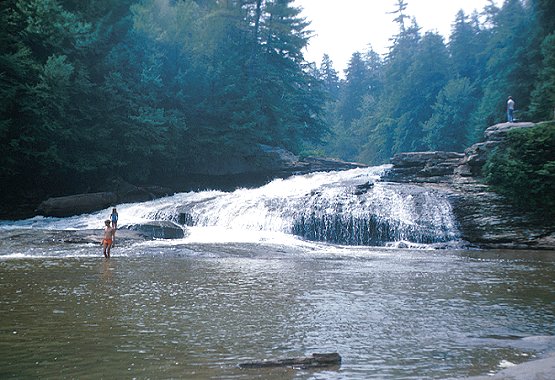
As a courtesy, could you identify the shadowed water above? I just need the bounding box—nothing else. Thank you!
[1,241,554,379]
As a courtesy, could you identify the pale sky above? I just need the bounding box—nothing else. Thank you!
[294,0,503,75]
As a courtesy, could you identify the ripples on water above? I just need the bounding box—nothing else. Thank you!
[1,235,555,379]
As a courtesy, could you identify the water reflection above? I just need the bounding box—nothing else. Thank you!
[100,258,115,283]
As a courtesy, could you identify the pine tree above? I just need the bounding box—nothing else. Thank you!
[337,52,370,125]
[318,54,340,99]
[424,77,477,152]
[529,33,555,121]
[449,10,486,83]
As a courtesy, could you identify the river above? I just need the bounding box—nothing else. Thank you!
[1,168,554,379]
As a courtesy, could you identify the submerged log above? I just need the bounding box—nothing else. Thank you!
[238,352,341,369]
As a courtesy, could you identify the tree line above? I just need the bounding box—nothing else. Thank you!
[1,0,554,215]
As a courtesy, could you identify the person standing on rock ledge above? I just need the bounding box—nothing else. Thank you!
[507,96,515,122]
[102,220,116,258]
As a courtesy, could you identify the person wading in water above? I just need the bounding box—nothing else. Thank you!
[102,220,116,259]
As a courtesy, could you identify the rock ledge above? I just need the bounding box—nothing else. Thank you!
[383,122,554,250]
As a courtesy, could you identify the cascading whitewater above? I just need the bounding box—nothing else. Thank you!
[155,166,460,246]
[4,166,460,247]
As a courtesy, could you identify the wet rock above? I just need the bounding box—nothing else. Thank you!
[126,221,185,239]
[442,181,554,249]
[384,122,555,249]
[187,144,366,177]
[33,146,362,218]
[0,228,146,247]
[354,181,374,195]
[109,178,173,203]
[455,141,499,177]
[454,123,533,178]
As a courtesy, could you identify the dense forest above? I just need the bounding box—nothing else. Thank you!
[316,0,555,163]
[1,0,554,215]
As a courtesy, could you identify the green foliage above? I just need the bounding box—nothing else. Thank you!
[318,54,339,99]
[469,0,540,138]
[529,33,555,121]
[424,77,477,152]
[314,0,554,168]
[392,31,450,153]
[2,0,555,214]
[1,0,325,211]
[484,122,555,216]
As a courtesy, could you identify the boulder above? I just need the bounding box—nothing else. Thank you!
[36,192,117,217]
[455,141,498,177]
[297,156,366,174]
[36,179,173,217]
[445,181,555,249]
[126,220,185,239]
[109,178,173,203]
[32,144,364,218]
[454,122,535,177]
[386,122,542,183]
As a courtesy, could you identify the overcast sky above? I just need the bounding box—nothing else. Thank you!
[293,0,503,75]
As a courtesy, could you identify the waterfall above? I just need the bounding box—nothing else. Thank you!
[3,166,461,247]
[154,166,460,246]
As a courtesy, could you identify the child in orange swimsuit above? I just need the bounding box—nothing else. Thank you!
[102,220,116,258]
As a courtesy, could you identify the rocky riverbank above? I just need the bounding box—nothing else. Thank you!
[383,122,555,250]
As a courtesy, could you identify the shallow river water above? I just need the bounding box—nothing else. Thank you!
[1,233,554,379]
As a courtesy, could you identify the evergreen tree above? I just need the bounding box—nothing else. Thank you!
[347,48,385,163]
[529,33,555,121]
[395,31,450,153]
[337,52,370,125]
[318,53,339,99]
[424,77,477,152]
[530,0,555,36]
[449,10,486,83]
[3,0,555,215]
[470,0,539,139]
[324,47,383,163]
[0,0,100,199]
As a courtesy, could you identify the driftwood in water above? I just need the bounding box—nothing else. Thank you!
[239,352,341,369]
